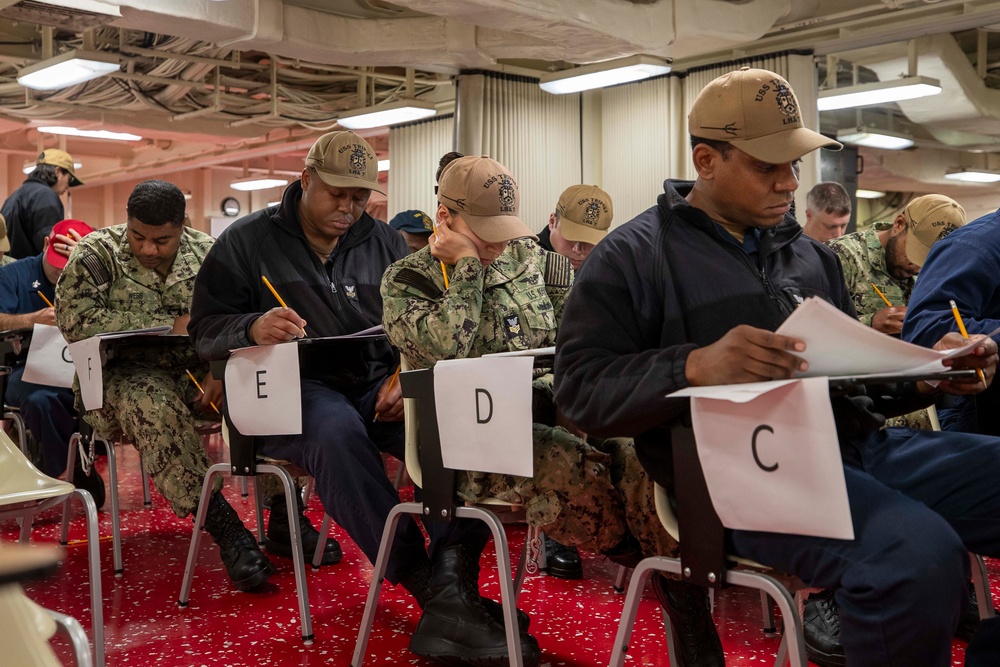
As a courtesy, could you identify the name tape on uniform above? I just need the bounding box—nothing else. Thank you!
[224,342,302,435]
[433,356,533,478]
[22,323,74,388]
[670,377,853,540]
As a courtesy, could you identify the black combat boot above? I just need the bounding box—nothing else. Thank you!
[802,590,845,667]
[459,536,531,632]
[203,491,275,592]
[652,575,725,667]
[264,493,342,565]
[409,544,541,667]
[71,454,106,510]
[543,535,583,579]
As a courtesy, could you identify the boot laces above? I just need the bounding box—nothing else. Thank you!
[812,590,841,634]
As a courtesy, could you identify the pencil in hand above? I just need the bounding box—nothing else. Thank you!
[949,299,988,389]
[261,275,307,338]
[373,365,402,423]
[870,282,892,308]
[186,368,221,414]
[37,291,55,309]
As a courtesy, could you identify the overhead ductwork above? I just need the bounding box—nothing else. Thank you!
[92,0,793,68]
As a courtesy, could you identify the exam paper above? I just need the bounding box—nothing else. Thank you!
[777,297,991,377]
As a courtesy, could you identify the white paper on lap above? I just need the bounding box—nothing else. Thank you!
[22,324,74,389]
[671,377,854,540]
[224,342,302,436]
[433,357,534,477]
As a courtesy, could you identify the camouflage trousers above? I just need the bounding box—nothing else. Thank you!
[83,363,220,518]
[456,425,678,557]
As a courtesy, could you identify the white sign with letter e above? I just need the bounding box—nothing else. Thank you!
[23,323,75,388]
[433,357,533,477]
[224,342,302,435]
[670,377,853,540]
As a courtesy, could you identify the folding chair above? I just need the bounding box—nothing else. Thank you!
[608,422,807,667]
[0,430,104,667]
[177,358,316,644]
[352,359,541,667]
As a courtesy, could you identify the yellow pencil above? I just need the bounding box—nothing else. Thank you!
[186,368,221,414]
[949,299,988,389]
[37,291,55,308]
[870,282,892,308]
[261,275,306,337]
[430,222,450,289]
[373,365,401,423]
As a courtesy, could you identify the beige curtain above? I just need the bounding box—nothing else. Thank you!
[388,114,455,220]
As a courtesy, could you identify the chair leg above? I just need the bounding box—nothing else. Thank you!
[253,478,265,546]
[613,564,629,594]
[177,463,229,607]
[761,589,777,636]
[5,411,28,458]
[70,488,104,667]
[258,463,314,644]
[351,501,423,667]
[607,557,668,667]
[46,609,95,667]
[301,477,315,506]
[311,514,333,570]
[240,476,249,498]
[140,456,152,508]
[971,552,996,619]
[457,506,524,667]
[513,524,541,595]
[104,441,122,576]
[727,570,807,667]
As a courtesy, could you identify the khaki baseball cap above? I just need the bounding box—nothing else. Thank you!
[437,156,536,243]
[37,148,83,186]
[305,131,385,195]
[0,213,9,253]
[902,194,967,267]
[689,67,842,164]
[556,184,613,245]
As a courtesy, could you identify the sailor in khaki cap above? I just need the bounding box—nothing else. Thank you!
[1,148,84,259]
[556,66,1000,667]
[538,184,614,271]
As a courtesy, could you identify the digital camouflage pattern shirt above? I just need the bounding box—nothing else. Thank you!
[380,238,573,369]
[828,221,913,327]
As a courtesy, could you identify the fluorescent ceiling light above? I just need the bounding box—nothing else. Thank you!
[378,159,390,172]
[17,49,120,91]
[855,189,886,199]
[836,126,914,150]
[23,160,81,175]
[230,175,289,191]
[540,55,671,95]
[818,75,942,111]
[38,125,141,141]
[337,100,436,129]
[944,168,1000,183]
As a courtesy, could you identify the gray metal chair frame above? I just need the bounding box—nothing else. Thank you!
[351,363,539,667]
[607,422,807,667]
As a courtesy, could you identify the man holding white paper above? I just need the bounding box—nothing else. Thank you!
[556,67,1000,667]
[0,219,102,504]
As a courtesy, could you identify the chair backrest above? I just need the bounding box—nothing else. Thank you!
[400,354,423,489]
[0,430,73,505]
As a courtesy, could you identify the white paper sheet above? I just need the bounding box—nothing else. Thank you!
[433,357,534,477]
[68,337,104,410]
[483,347,556,358]
[777,297,990,377]
[684,377,854,540]
[224,342,302,436]
[22,324,75,388]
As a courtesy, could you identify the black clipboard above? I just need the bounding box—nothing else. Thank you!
[828,369,978,394]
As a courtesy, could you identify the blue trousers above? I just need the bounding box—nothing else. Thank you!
[5,366,75,478]
[260,379,473,584]
[731,427,1000,667]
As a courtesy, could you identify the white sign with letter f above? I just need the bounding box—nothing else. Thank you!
[433,356,534,477]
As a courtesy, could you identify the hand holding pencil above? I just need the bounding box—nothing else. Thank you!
[373,366,403,422]
[251,275,307,343]
[948,300,989,390]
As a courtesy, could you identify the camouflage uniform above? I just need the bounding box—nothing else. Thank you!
[0,255,15,266]
[828,222,931,430]
[55,224,218,517]
[382,239,674,556]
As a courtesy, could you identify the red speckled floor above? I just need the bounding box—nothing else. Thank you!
[4,437,990,666]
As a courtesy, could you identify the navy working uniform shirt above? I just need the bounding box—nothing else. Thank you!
[0,255,54,316]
